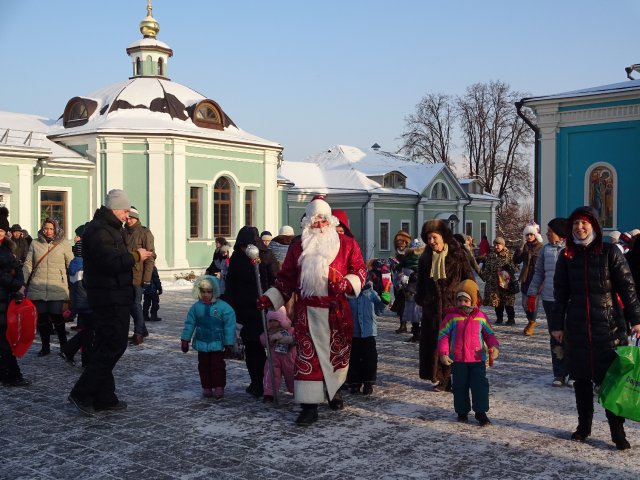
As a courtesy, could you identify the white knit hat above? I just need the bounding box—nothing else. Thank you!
[631,229,640,237]
[609,230,621,241]
[522,222,539,236]
[305,195,332,219]
[279,225,294,236]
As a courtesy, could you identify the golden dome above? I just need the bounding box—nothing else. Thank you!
[139,0,160,38]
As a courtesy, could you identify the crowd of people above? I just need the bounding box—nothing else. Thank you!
[1,196,640,450]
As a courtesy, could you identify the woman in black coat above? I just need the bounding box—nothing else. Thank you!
[552,206,640,450]
[223,226,279,397]
[415,220,474,391]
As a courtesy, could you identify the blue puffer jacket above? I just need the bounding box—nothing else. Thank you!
[527,240,565,301]
[181,299,236,352]
[348,284,386,338]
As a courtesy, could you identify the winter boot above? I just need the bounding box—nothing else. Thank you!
[505,306,516,325]
[328,391,345,410]
[475,412,491,426]
[296,404,319,426]
[523,321,537,336]
[362,382,374,395]
[54,322,68,349]
[606,410,631,450]
[395,321,407,334]
[571,379,593,441]
[404,323,420,343]
[495,315,503,325]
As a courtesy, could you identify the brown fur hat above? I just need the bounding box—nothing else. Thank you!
[420,219,456,247]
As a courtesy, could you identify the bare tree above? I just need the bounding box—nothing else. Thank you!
[399,93,453,166]
[496,200,534,246]
[456,81,534,204]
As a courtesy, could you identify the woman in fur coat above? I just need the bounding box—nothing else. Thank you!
[415,220,474,392]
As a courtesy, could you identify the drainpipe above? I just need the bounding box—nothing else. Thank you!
[515,100,540,224]
[462,195,472,234]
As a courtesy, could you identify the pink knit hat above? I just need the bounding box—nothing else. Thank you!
[266,306,291,328]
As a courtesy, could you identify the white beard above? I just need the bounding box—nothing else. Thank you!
[298,226,340,298]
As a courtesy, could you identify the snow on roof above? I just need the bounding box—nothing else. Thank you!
[523,79,640,103]
[48,78,280,148]
[127,37,172,51]
[0,111,89,163]
[301,145,446,193]
[279,161,383,194]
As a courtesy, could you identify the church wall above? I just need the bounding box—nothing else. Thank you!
[556,120,640,231]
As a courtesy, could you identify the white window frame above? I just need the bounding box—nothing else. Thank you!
[400,220,411,238]
[379,219,391,251]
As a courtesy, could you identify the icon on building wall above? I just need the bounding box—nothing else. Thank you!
[588,166,614,228]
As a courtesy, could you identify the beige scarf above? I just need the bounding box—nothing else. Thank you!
[430,243,448,281]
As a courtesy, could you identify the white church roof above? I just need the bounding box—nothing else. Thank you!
[0,111,91,164]
[524,79,640,103]
[48,78,281,148]
[301,144,447,193]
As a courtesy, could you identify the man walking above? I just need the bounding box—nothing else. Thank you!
[68,189,152,415]
[257,196,366,425]
[125,206,156,345]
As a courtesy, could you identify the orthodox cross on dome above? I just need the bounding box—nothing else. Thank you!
[139,0,160,38]
[126,0,172,79]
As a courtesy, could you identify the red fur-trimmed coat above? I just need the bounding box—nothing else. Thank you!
[263,235,366,403]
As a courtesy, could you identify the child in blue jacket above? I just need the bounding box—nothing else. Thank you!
[347,281,387,395]
[181,275,236,399]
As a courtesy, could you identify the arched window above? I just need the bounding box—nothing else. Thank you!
[135,57,142,76]
[214,177,232,237]
[191,100,224,130]
[587,164,616,229]
[63,97,98,128]
[431,182,449,200]
[157,57,164,76]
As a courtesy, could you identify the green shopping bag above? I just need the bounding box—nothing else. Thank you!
[597,341,640,422]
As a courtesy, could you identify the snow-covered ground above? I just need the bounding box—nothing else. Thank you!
[1,287,637,479]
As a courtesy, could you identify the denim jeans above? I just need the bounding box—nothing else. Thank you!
[542,300,567,378]
[130,285,147,336]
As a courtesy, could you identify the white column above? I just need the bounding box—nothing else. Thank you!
[539,124,558,224]
[365,195,376,260]
[104,137,124,189]
[263,149,280,232]
[147,139,167,268]
[172,139,189,268]
[18,165,32,233]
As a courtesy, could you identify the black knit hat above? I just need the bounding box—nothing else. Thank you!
[547,217,568,239]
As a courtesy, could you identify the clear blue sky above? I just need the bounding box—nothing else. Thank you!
[1,0,639,162]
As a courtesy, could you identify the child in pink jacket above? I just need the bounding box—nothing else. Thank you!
[438,279,499,426]
[259,307,296,402]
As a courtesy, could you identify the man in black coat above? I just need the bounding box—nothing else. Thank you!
[68,189,152,415]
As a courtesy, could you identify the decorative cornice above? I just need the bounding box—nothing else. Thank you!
[535,103,640,128]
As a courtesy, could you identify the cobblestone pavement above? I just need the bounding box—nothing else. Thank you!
[1,288,638,479]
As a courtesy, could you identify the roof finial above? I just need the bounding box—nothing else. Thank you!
[139,0,160,38]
